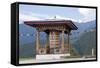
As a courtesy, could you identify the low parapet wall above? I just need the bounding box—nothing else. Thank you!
[36,54,70,60]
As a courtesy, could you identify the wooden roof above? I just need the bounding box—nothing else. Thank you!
[24,19,78,30]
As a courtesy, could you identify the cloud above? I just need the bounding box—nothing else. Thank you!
[19,12,53,24]
[78,8,96,23]
[19,13,43,24]
[48,15,78,22]
[20,10,85,24]
[19,13,79,24]
[20,14,41,21]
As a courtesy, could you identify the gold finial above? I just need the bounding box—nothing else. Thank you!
[54,16,56,19]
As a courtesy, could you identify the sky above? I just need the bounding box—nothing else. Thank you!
[19,4,96,24]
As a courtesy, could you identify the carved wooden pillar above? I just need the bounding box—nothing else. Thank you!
[61,30,65,53]
[36,29,40,54]
[45,32,50,54]
[68,30,71,54]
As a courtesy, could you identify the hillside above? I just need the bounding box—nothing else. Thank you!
[19,42,36,58]
[72,29,96,56]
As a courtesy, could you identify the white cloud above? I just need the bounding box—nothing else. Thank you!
[19,13,79,24]
[19,14,41,21]
[78,19,82,23]
[78,8,96,23]
[19,12,55,24]
[47,15,78,22]
[19,13,44,24]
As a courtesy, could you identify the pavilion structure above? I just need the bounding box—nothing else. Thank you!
[24,19,78,60]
